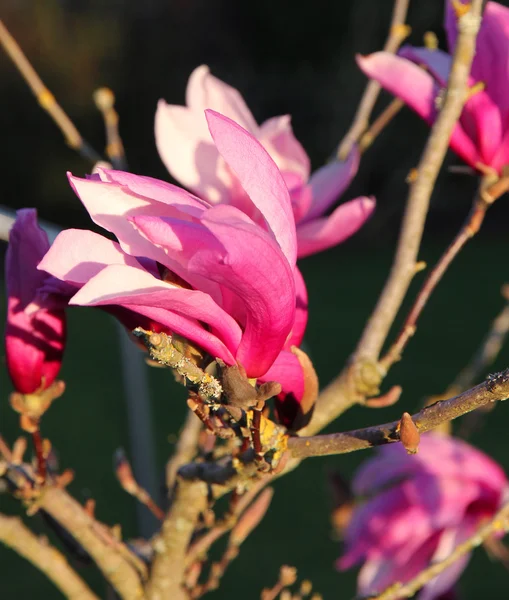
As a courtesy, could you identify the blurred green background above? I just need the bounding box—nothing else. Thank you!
[1,0,509,598]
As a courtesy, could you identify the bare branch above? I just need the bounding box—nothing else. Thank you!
[288,368,509,459]
[0,20,101,162]
[337,0,410,160]
[368,501,509,600]
[0,513,98,600]
[147,480,208,600]
[39,487,146,600]
[94,87,127,169]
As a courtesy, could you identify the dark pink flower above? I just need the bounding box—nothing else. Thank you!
[155,65,375,258]
[357,1,509,175]
[338,434,507,600]
[39,111,308,400]
[5,209,66,394]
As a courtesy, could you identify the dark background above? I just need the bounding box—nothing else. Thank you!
[1,0,509,598]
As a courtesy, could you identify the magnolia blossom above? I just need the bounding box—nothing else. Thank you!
[39,110,308,403]
[358,1,509,175]
[155,65,375,258]
[5,209,66,394]
[338,434,508,599]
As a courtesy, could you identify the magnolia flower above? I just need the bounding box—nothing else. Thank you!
[358,1,509,175]
[155,65,375,258]
[39,110,308,403]
[5,209,66,394]
[338,434,508,600]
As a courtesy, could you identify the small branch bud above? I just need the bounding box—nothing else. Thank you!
[397,412,420,454]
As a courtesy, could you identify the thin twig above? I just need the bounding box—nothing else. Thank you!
[166,409,203,492]
[0,513,99,600]
[147,480,208,600]
[368,501,509,600]
[0,19,101,162]
[94,87,128,169]
[288,367,509,459]
[337,0,410,159]
[359,98,405,153]
[31,428,46,484]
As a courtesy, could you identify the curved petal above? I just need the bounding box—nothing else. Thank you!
[186,65,259,133]
[357,52,439,124]
[260,349,304,400]
[286,266,308,348]
[69,264,242,353]
[68,174,222,301]
[296,196,375,258]
[96,168,208,214]
[259,115,310,181]
[155,101,233,203]
[38,229,142,286]
[399,46,452,86]
[132,206,296,376]
[205,110,297,267]
[305,148,360,222]
[357,52,480,168]
[6,209,50,307]
[462,90,503,166]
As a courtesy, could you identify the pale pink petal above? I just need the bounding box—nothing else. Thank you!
[289,181,313,225]
[155,102,233,203]
[205,110,298,266]
[305,148,360,221]
[69,264,241,354]
[38,229,142,286]
[186,65,259,134]
[296,196,375,258]
[97,168,208,215]
[259,115,310,181]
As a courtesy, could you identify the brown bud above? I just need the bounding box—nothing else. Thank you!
[398,412,420,454]
[300,580,313,596]
[114,449,138,495]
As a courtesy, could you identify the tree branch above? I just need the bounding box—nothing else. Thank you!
[166,409,202,492]
[367,500,509,600]
[337,0,411,160]
[39,487,146,600]
[288,368,509,459]
[147,480,208,600]
[0,513,98,600]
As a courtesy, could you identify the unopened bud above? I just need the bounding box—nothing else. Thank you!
[114,448,138,495]
[93,87,115,111]
[398,412,420,454]
[279,565,298,587]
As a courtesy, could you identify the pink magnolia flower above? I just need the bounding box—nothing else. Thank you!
[155,65,375,258]
[338,434,508,600]
[39,110,308,402]
[5,209,66,394]
[357,1,509,175]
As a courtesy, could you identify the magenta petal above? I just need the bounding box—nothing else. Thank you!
[38,229,142,285]
[5,209,66,393]
[70,264,239,363]
[296,196,375,258]
[305,148,360,221]
[357,52,438,124]
[6,209,50,306]
[462,90,503,166]
[286,266,308,348]
[259,349,304,400]
[205,110,297,267]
